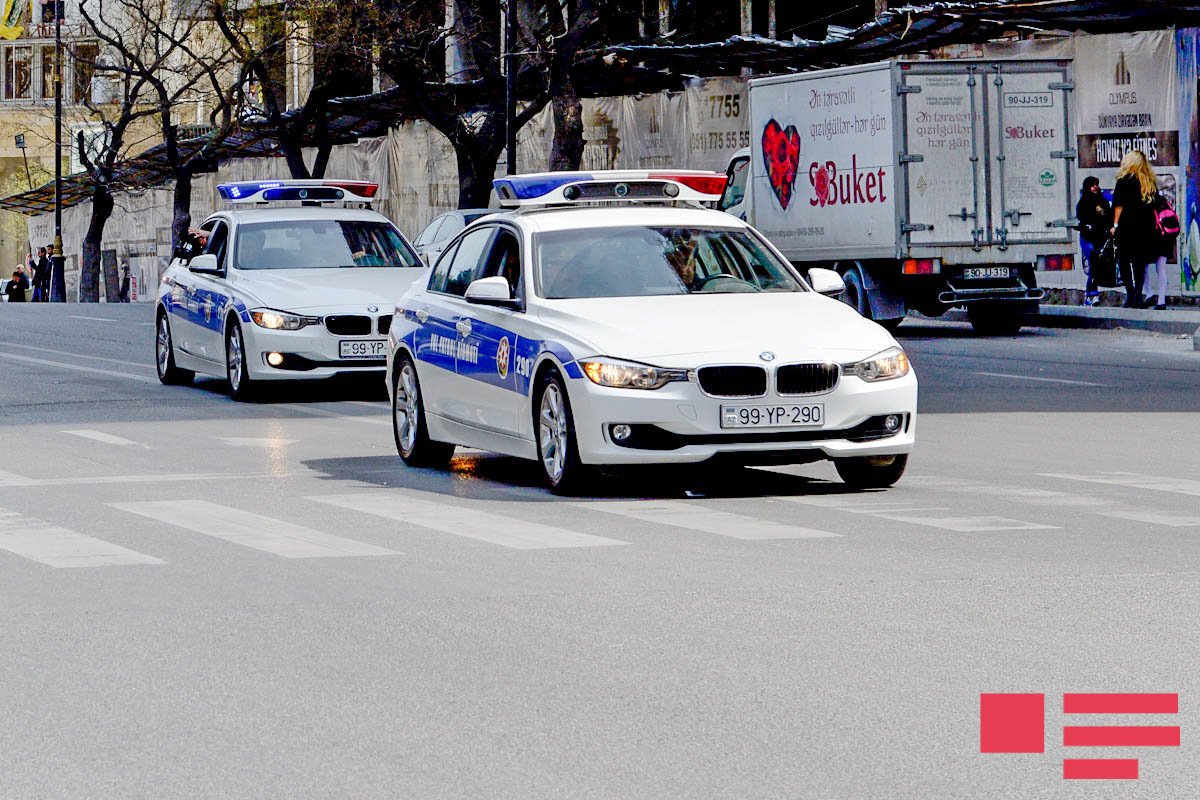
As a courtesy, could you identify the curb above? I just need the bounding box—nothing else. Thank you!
[941,306,1200,337]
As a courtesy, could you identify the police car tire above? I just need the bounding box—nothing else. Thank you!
[834,454,908,489]
[392,353,454,468]
[156,312,193,386]
[535,370,591,495]
[225,321,257,402]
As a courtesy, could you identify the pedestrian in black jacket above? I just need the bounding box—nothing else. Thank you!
[1111,150,1168,308]
[5,268,29,302]
[31,246,51,302]
[1075,176,1111,305]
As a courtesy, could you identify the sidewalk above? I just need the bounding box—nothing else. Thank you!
[942,301,1200,348]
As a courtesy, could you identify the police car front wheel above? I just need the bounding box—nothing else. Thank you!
[536,370,591,494]
[226,321,257,401]
[834,454,908,489]
[393,354,454,468]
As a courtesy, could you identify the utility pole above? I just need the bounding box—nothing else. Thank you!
[51,0,65,302]
[504,0,517,176]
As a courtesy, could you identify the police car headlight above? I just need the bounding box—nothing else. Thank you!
[579,358,688,390]
[846,346,910,382]
[250,308,318,330]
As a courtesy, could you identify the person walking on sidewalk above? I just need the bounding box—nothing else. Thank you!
[1111,151,1164,308]
[31,246,51,302]
[1076,176,1111,305]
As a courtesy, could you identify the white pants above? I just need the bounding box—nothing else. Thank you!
[1142,256,1168,305]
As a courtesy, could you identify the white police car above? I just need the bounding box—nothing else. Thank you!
[155,180,424,400]
[386,171,917,493]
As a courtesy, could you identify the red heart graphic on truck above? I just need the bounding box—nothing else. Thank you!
[761,119,801,210]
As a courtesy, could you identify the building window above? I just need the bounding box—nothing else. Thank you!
[73,42,98,103]
[4,45,33,100]
[41,44,56,99]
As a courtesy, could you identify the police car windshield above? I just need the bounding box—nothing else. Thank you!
[234,219,418,270]
[537,226,803,299]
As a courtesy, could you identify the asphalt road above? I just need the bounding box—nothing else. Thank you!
[0,303,1198,799]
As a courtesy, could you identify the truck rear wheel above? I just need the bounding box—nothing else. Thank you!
[967,305,1024,336]
[841,269,870,317]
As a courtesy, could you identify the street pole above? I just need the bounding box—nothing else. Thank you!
[15,134,32,190]
[51,0,65,302]
[504,1,516,176]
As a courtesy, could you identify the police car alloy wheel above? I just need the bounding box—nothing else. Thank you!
[536,371,588,494]
[392,353,454,467]
[834,454,908,489]
[226,322,256,401]
[155,312,193,386]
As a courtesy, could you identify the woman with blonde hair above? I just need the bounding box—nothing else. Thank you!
[1111,150,1168,308]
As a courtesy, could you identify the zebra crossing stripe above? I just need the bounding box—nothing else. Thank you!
[62,429,141,447]
[110,500,400,559]
[573,500,841,540]
[1042,472,1200,498]
[310,492,628,550]
[0,507,164,568]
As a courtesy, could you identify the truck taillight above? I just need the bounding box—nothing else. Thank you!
[902,258,940,275]
[1037,254,1074,271]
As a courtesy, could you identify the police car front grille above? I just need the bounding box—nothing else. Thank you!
[325,315,372,335]
[696,366,767,398]
[777,363,839,395]
[378,315,392,335]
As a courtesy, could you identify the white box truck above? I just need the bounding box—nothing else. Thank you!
[720,59,1077,333]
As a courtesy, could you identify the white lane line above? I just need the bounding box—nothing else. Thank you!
[220,437,299,447]
[776,496,950,515]
[1097,509,1200,527]
[67,315,116,322]
[575,500,840,540]
[904,475,1102,508]
[974,371,1106,387]
[0,470,36,487]
[0,351,157,384]
[312,492,627,550]
[110,500,400,559]
[62,429,141,447]
[0,507,164,568]
[0,471,301,489]
[874,514,1058,532]
[1042,472,1200,498]
[275,404,391,427]
[0,341,156,369]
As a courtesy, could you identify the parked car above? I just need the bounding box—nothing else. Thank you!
[412,209,491,265]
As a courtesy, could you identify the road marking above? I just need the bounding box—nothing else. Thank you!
[110,500,400,559]
[0,471,301,489]
[0,341,155,369]
[776,496,950,515]
[0,470,35,487]
[576,500,841,540]
[312,492,627,550]
[874,514,1058,532]
[220,437,299,447]
[62,429,141,447]
[1097,509,1200,527]
[904,475,1102,508]
[67,315,116,322]
[0,507,164,568]
[275,404,391,427]
[974,371,1106,387]
[1042,472,1200,498]
[0,351,157,384]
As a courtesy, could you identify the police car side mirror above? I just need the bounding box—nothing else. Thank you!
[807,268,845,296]
[188,254,222,275]
[465,276,520,309]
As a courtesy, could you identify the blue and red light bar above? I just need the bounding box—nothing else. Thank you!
[493,170,727,207]
[217,180,379,203]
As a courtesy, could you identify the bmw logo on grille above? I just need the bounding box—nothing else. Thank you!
[759,351,776,362]
[367,305,379,312]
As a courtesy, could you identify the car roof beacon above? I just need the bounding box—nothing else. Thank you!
[493,170,727,209]
[216,180,380,208]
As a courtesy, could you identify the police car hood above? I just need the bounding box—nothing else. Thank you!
[232,268,421,312]
[539,292,897,363]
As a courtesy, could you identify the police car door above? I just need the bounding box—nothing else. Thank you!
[413,226,493,419]
[166,220,213,357]
[455,225,527,437]
[188,220,231,362]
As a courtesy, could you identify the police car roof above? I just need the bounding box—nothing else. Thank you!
[217,206,393,225]
[508,204,746,233]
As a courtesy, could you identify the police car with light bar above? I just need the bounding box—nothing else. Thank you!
[156,180,424,400]
[386,170,917,493]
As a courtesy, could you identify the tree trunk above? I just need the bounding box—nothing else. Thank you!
[550,77,584,171]
[455,142,502,208]
[311,141,333,179]
[171,171,193,252]
[79,187,113,303]
[281,136,312,179]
